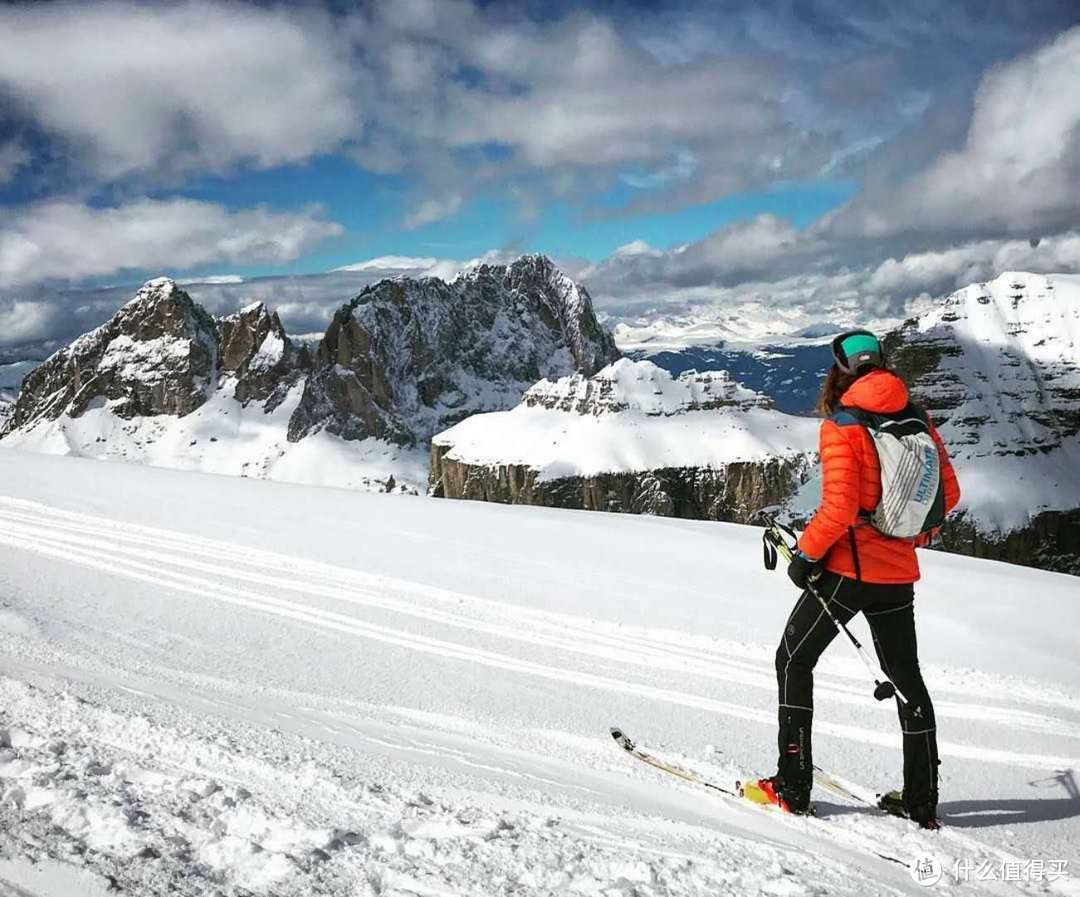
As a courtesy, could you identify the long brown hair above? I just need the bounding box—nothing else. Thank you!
[816,363,905,416]
[815,365,860,416]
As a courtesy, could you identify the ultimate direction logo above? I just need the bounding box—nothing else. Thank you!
[913,443,938,504]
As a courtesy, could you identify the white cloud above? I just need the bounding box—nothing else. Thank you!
[0,199,342,288]
[403,195,465,230]
[0,1,357,183]
[581,214,825,294]
[0,300,57,346]
[334,256,439,272]
[828,25,1080,240]
[334,255,465,281]
[865,234,1080,300]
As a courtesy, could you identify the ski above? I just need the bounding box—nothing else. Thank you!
[610,726,738,797]
[811,765,876,806]
[610,727,856,807]
[609,727,908,867]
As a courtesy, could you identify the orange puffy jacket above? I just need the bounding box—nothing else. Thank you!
[797,369,961,584]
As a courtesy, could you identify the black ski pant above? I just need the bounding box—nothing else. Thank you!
[774,572,939,811]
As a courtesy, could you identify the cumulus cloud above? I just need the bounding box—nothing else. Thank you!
[828,25,1080,241]
[581,215,1080,327]
[0,199,342,288]
[0,1,357,184]
[581,215,827,295]
[0,300,57,347]
[1,0,1076,235]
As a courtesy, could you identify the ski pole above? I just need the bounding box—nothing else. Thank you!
[757,514,907,705]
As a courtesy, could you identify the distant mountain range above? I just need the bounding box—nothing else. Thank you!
[2,261,1078,574]
[0,256,618,493]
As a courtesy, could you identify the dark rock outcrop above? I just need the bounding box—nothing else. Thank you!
[430,441,812,523]
[938,508,1080,577]
[218,303,310,411]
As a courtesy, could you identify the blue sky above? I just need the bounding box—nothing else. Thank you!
[167,156,856,275]
[2,0,1080,344]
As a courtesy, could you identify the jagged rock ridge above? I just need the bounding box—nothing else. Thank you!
[3,279,308,435]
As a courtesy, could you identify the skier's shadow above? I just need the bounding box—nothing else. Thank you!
[814,770,1080,828]
[941,769,1080,828]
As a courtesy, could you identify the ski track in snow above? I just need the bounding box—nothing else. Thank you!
[0,492,1078,896]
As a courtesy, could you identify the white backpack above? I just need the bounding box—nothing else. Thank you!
[841,406,946,539]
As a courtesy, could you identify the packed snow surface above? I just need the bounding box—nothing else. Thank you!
[436,360,819,480]
[0,450,1078,896]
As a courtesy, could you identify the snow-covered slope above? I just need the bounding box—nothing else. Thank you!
[431,360,818,518]
[0,451,1077,896]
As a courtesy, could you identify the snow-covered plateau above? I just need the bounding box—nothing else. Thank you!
[0,450,1078,896]
[434,359,817,482]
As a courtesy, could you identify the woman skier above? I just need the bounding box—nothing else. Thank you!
[750,330,960,829]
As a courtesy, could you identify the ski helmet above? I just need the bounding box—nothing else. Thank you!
[831,329,883,375]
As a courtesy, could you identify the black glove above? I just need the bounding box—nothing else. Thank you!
[787,550,819,590]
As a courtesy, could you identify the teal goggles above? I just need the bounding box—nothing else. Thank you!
[831,330,883,374]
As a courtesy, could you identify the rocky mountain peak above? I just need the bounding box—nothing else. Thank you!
[0,279,315,437]
[3,278,220,431]
[218,301,309,410]
[455,254,619,375]
[287,257,621,447]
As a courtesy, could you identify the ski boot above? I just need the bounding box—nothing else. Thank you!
[878,790,941,830]
[740,777,813,815]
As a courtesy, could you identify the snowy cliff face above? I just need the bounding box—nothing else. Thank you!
[879,271,1080,572]
[431,360,818,521]
[288,255,620,447]
[886,272,1080,459]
